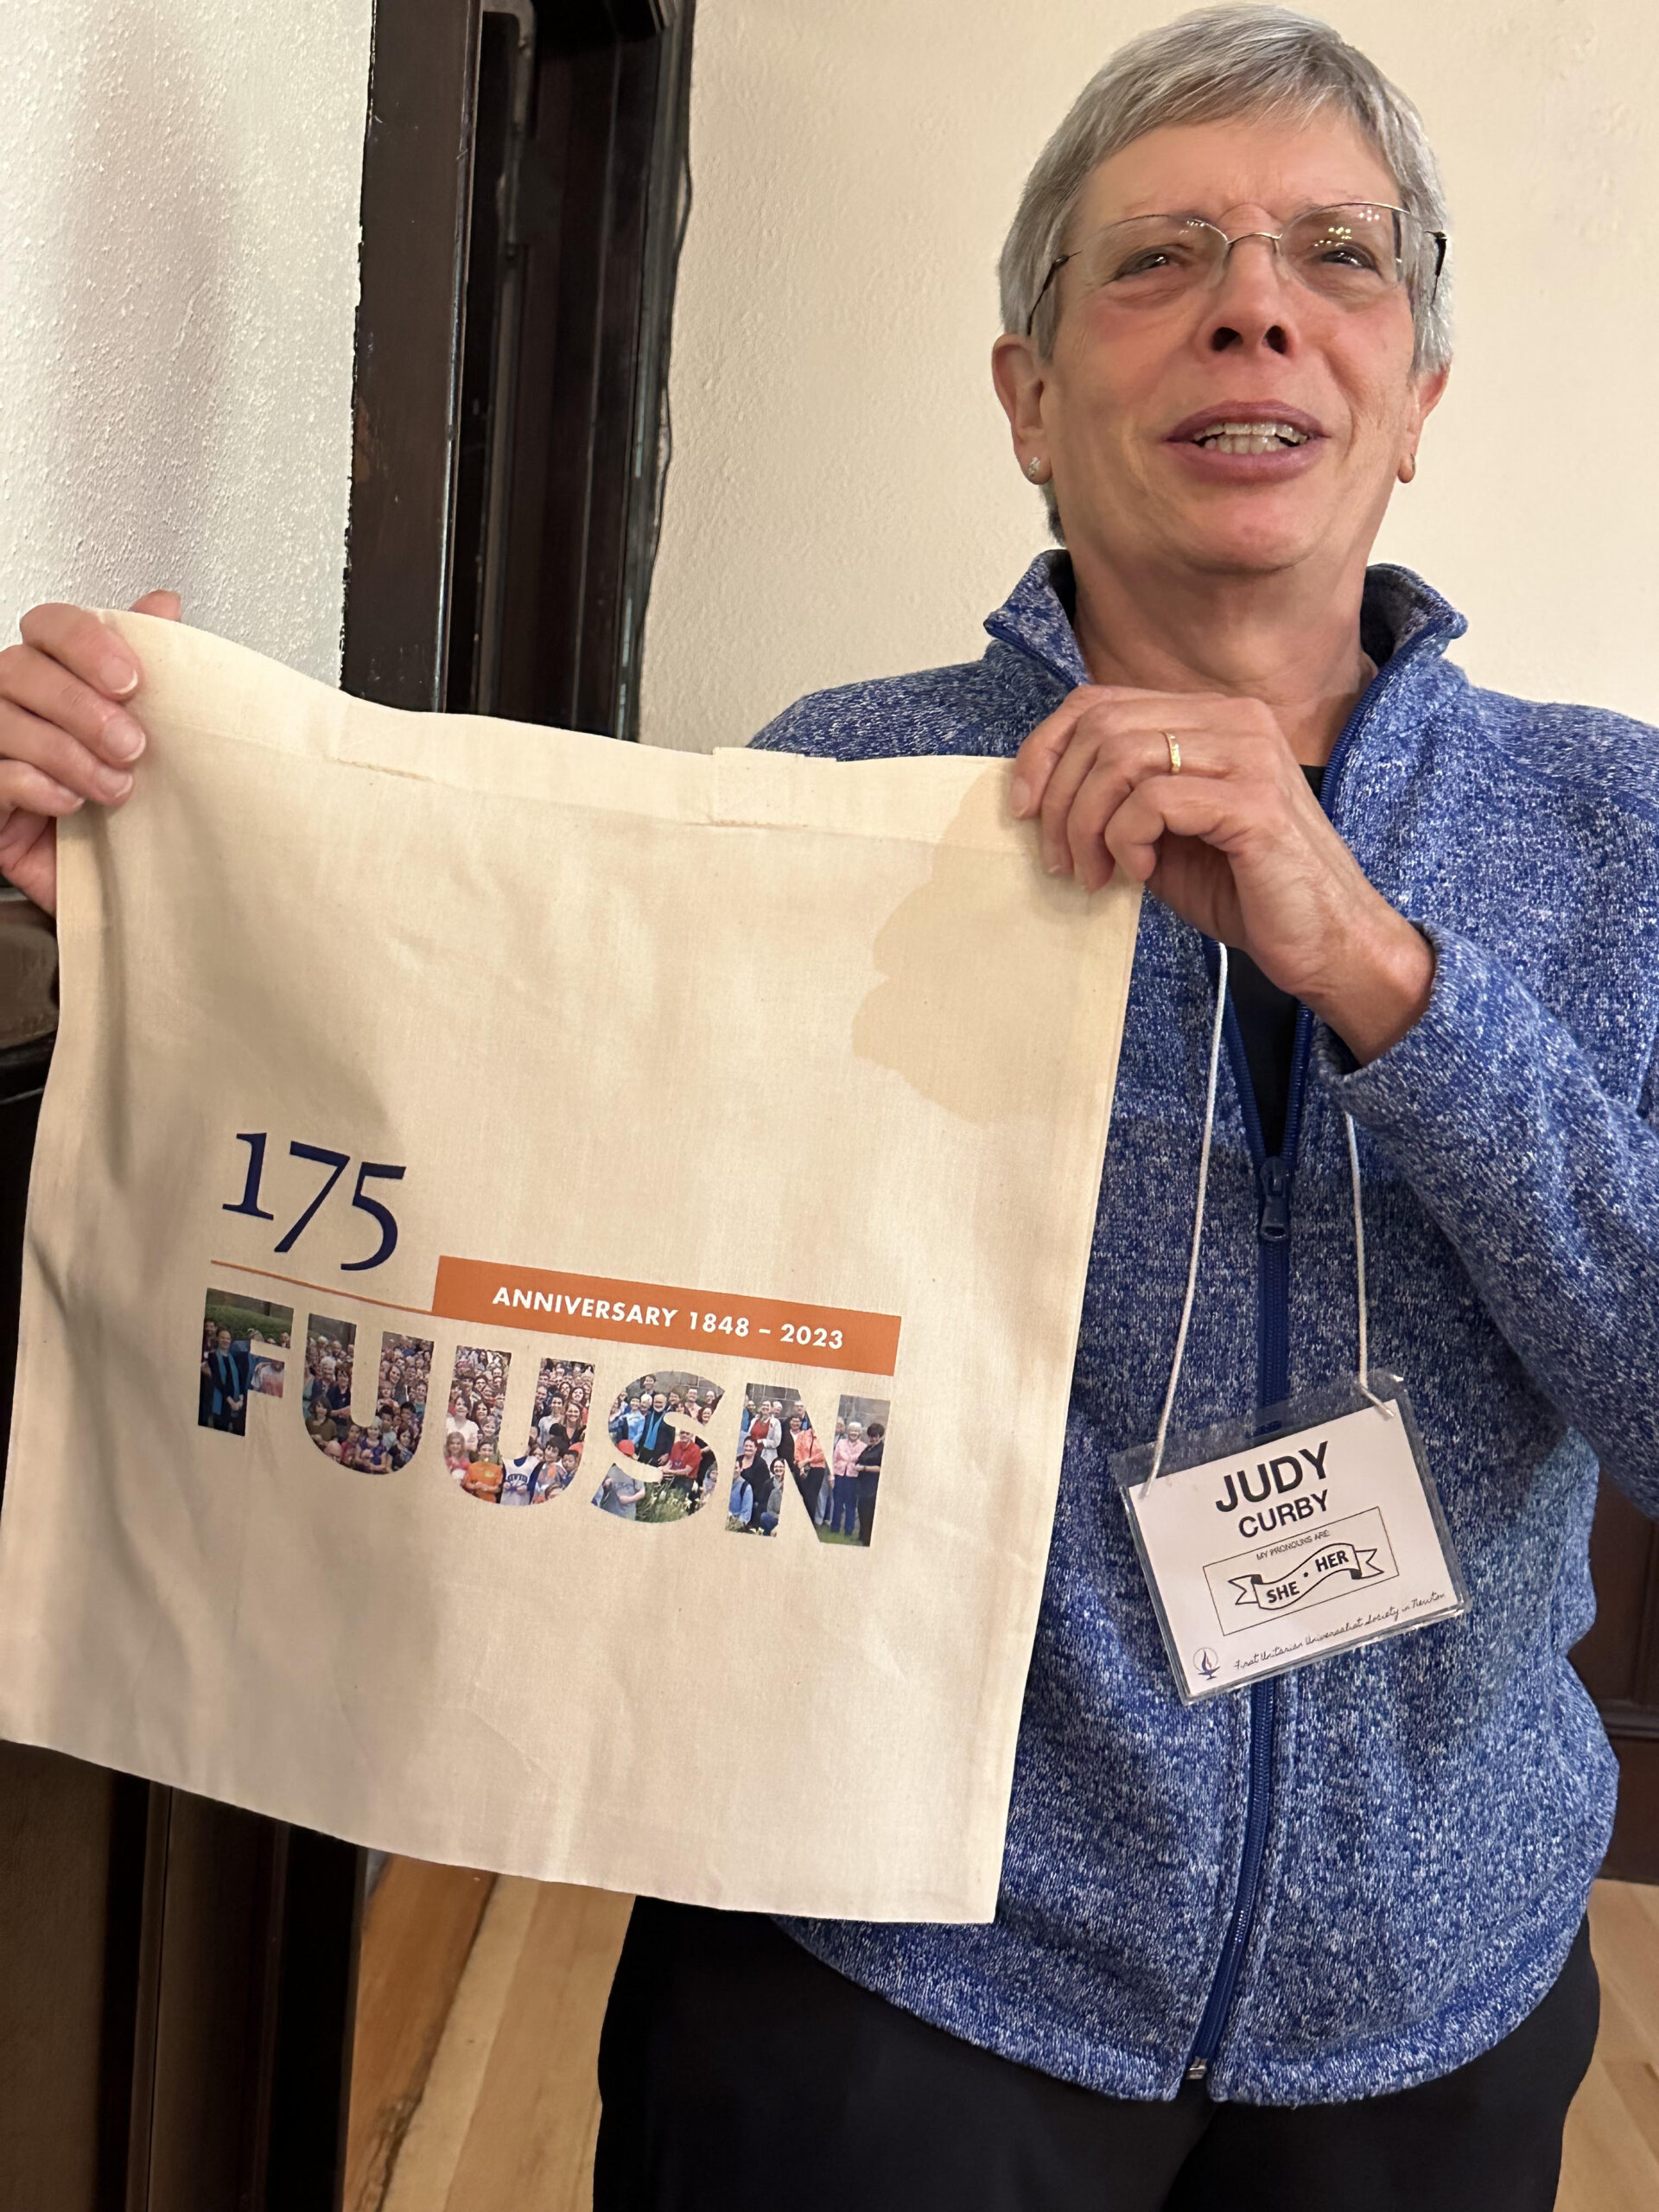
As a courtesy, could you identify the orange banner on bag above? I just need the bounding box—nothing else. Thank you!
[430,1257,902,1377]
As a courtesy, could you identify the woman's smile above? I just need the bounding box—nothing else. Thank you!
[1162,401,1328,482]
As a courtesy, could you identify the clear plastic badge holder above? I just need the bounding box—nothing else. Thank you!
[1109,947,1469,1706]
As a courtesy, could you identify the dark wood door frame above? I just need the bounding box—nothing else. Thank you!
[345,0,696,737]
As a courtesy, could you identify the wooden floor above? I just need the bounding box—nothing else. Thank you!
[348,1871,1659,2212]
[1558,1883,1659,2211]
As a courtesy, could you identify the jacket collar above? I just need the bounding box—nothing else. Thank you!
[982,550,1467,696]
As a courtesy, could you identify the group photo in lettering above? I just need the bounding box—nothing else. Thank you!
[728,1384,889,1545]
[594,1370,722,1521]
[298,1318,435,1475]
[197,1291,291,1436]
[443,1347,594,1506]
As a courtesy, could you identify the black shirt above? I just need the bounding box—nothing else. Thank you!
[1227,763,1325,1159]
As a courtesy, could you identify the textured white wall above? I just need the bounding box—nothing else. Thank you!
[0,0,374,682]
[641,1,1659,753]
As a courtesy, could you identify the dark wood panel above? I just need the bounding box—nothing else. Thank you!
[342,0,484,711]
[269,1827,368,2208]
[1575,1483,1659,1878]
[140,1797,283,2206]
[1602,1737,1659,1885]
[0,1748,125,2212]
[491,0,694,735]
[1577,1484,1659,1705]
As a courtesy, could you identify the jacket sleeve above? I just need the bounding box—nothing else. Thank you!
[1314,920,1659,1518]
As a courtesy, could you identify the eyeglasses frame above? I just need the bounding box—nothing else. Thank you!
[1022,201,1449,340]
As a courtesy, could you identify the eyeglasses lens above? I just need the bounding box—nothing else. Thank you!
[1079,205,1409,307]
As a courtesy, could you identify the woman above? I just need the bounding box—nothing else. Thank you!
[0,9,1646,2206]
[852,1420,883,1548]
[829,1423,862,1538]
[728,1458,754,1531]
[747,1456,779,1538]
[791,1417,829,1526]
[443,1390,478,1459]
[590,12,1644,2208]
[539,1396,571,1458]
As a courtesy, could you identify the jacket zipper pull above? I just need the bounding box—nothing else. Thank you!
[1258,1155,1291,1243]
[1185,2056,1210,2083]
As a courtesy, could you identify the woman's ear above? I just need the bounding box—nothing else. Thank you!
[1409,361,1450,439]
[992,333,1051,480]
[1397,362,1448,485]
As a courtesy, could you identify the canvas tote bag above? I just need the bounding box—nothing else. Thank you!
[0,614,1139,1920]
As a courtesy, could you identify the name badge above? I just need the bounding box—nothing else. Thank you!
[1112,1377,1468,1704]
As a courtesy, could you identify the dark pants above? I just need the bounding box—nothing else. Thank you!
[830,1474,859,1535]
[594,1900,1598,2212]
[795,1468,823,1522]
[856,1479,877,1545]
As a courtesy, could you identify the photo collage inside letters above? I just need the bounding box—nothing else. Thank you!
[732,1383,890,1546]
[444,1346,594,1504]
[199,1291,292,1437]
[594,1370,723,1522]
[304,1316,436,1473]
[198,1296,887,1541]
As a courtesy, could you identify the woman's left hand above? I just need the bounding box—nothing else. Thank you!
[1010,684,1434,1065]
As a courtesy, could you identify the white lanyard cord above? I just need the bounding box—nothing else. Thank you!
[1148,943,1230,1484]
[1147,947,1385,1487]
[1345,1109,1388,1414]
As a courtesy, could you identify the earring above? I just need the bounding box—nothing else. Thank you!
[1027,456,1046,482]
[1398,453,1417,484]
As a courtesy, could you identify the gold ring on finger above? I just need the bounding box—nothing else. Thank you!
[1163,731,1181,776]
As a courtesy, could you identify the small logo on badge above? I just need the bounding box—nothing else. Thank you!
[1193,1647,1220,1681]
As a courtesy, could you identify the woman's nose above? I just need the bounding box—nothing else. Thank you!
[1199,233,1300,353]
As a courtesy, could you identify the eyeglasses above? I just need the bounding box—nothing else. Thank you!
[1024,201,1446,337]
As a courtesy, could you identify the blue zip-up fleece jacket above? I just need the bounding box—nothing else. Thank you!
[751,552,1659,2107]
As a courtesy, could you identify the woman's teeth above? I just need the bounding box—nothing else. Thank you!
[1194,422,1310,454]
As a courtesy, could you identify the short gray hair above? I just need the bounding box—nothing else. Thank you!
[1000,6,1452,392]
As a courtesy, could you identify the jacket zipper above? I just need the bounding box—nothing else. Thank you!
[1183,998,1311,2083]
[1180,633,1436,2085]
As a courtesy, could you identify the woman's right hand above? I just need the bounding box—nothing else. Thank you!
[0,589,182,915]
